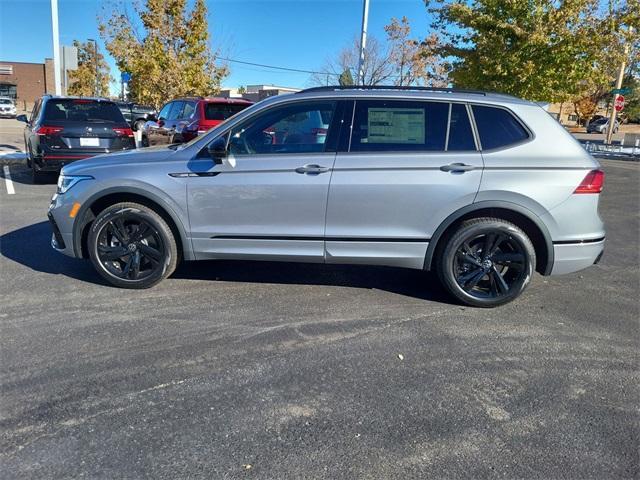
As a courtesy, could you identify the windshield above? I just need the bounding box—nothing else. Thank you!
[0,99,13,105]
[43,99,125,123]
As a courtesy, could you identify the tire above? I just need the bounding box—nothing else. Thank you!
[141,134,150,147]
[31,162,46,184]
[436,217,536,308]
[88,202,178,289]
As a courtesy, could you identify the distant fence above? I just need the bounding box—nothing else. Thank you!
[584,133,640,160]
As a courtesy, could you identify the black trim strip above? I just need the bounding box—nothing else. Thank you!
[169,172,220,177]
[553,237,605,245]
[210,235,430,243]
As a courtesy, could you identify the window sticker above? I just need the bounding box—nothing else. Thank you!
[366,108,425,144]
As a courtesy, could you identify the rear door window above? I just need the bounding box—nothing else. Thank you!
[350,100,449,152]
[42,99,125,123]
[447,103,476,151]
[472,105,529,150]
[204,103,249,121]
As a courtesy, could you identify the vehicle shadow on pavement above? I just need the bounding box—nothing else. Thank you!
[0,221,101,283]
[174,260,456,304]
[1,221,455,303]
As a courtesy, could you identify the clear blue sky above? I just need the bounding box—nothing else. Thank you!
[0,0,431,93]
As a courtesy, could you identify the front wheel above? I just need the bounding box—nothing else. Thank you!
[88,202,178,288]
[436,218,535,307]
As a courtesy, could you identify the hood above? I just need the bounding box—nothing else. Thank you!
[61,145,176,175]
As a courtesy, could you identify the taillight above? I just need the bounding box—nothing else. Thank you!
[35,125,64,135]
[113,127,134,137]
[574,169,604,194]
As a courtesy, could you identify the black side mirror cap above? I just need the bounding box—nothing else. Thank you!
[16,114,28,123]
[207,136,228,164]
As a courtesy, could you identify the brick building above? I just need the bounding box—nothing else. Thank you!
[0,60,55,112]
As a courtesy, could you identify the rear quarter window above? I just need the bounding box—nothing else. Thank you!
[472,105,529,150]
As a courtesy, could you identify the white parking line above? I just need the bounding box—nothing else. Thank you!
[3,165,15,195]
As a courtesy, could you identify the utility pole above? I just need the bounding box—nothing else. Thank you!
[88,38,99,97]
[605,28,631,145]
[51,0,61,95]
[356,0,370,86]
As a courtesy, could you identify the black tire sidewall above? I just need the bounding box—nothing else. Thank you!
[439,221,535,307]
[88,204,176,288]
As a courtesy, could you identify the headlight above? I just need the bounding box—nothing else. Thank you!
[57,174,94,194]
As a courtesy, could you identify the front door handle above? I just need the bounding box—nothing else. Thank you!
[295,164,330,175]
[440,163,475,172]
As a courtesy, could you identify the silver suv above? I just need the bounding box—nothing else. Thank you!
[48,86,605,307]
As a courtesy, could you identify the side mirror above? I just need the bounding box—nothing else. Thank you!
[16,114,28,123]
[207,136,228,164]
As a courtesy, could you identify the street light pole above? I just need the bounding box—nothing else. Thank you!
[356,0,370,86]
[88,38,99,97]
[51,0,61,95]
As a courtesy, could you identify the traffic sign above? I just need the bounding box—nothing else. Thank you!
[121,72,132,83]
[611,88,631,95]
[614,94,625,112]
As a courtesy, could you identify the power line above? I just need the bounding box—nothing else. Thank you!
[216,56,339,77]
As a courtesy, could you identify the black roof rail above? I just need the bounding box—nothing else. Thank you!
[297,85,488,96]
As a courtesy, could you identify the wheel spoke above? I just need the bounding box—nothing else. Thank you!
[464,269,486,291]
[138,243,162,263]
[98,245,129,261]
[130,251,141,279]
[109,218,129,244]
[491,266,510,294]
[456,250,483,267]
[130,223,151,243]
[122,255,134,278]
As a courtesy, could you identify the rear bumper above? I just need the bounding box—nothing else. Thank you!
[550,238,605,275]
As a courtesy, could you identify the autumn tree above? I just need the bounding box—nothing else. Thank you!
[311,36,394,86]
[425,0,639,102]
[385,16,447,87]
[67,40,112,97]
[99,0,228,107]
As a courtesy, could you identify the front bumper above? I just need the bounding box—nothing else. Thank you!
[48,192,82,258]
[550,238,605,275]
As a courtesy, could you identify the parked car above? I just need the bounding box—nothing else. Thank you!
[0,97,17,118]
[141,97,253,146]
[17,96,135,183]
[48,86,605,307]
[587,117,619,134]
[115,101,157,131]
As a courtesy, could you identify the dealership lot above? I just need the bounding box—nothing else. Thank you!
[0,155,638,477]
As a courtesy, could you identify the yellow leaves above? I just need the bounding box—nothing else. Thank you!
[99,0,227,107]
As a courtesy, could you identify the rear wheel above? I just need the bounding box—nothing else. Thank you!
[88,202,177,288]
[134,119,145,132]
[31,161,47,184]
[436,218,535,307]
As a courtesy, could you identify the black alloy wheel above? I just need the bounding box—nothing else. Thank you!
[88,203,178,288]
[438,218,535,307]
[96,215,164,281]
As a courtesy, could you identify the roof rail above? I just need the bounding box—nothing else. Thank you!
[297,85,488,96]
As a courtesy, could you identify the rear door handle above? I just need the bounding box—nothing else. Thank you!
[295,164,330,175]
[440,163,475,172]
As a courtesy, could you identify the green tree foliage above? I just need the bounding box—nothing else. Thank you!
[67,40,112,97]
[338,68,354,86]
[426,0,640,102]
[99,0,228,107]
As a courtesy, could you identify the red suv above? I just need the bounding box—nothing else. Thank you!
[142,97,253,146]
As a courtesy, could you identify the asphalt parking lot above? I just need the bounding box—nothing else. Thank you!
[0,155,639,477]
